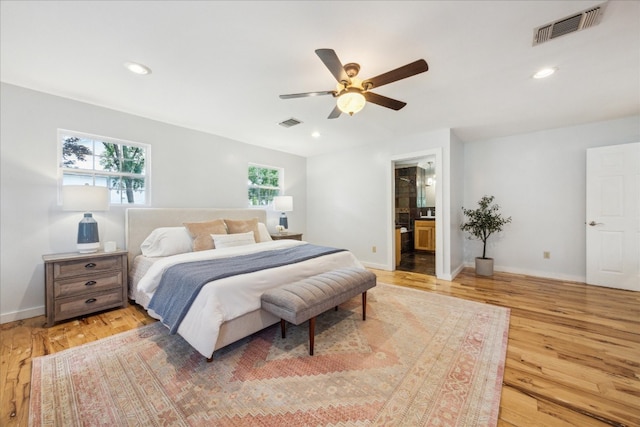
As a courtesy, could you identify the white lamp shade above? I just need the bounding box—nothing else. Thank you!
[273,196,293,212]
[62,185,109,212]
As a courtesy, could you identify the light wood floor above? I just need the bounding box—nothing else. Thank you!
[1,268,639,426]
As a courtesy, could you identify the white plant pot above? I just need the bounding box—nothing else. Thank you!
[475,257,494,276]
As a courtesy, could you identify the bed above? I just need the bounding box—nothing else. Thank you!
[125,208,364,359]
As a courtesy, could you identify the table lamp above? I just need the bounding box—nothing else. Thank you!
[62,185,110,253]
[273,196,293,231]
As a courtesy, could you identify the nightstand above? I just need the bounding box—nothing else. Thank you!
[270,232,303,241]
[42,249,128,326]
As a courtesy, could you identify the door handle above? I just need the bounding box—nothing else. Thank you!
[588,221,604,226]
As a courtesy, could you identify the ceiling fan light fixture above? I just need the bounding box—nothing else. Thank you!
[336,89,366,116]
[279,49,428,119]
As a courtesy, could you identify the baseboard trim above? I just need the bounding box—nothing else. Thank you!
[361,261,391,271]
[1,306,44,324]
[462,262,586,284]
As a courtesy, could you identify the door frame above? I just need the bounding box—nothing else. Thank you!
[390,148,444,278]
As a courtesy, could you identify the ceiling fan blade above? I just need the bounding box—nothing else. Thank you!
[363,59,428,89]
[363,92,407,110]
[315,48,350,84]
[279,90,335,99]
[327,105,342,119]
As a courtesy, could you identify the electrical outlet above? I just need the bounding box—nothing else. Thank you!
[372,246,377,253]
[543,251,550,259]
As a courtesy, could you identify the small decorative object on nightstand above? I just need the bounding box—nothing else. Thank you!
[42,249,128,327]
[270,232,303,241]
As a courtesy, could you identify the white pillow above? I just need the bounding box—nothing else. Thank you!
[258,222,272,242]
[140,227,193,257]
[211,231,256,249]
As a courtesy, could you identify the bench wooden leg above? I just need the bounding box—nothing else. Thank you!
[280,319,286,338]
[362,291,367,321]
[309,317,315,355]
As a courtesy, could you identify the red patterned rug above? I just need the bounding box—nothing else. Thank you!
[30,283,509,426]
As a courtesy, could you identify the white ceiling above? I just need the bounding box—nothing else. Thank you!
[1,1,638,158]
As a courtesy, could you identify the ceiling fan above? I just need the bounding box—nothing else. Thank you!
[279,49,429,119]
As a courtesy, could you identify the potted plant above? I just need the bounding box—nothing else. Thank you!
[460,195,512,276]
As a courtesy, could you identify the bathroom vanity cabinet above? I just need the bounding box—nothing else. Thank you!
[414,220,436,251]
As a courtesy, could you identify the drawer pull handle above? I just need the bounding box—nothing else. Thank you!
[85,298,97,304]
[85,263,96,269]
[85,280,97,286]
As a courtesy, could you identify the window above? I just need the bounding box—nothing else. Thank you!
[248,164,283,206]
[59,130,150,205]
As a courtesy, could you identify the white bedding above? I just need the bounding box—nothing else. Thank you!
[129,239,364,357]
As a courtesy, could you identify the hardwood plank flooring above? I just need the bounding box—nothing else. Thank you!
[1,268,639,426]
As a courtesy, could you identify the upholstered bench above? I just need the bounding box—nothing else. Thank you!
[260,267,376,355]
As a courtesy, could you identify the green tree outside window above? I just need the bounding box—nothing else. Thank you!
[248,165,282,206]
[59,131,149,205]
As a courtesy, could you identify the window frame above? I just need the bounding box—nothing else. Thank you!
[57,129,151,206]
[247,162,284,207]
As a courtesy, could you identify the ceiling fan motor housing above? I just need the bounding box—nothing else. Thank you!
[343,62,360,79]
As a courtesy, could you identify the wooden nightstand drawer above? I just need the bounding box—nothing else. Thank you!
[54,271,123,298]
[53,256,122,279]
[43,250,128,326]
[54,289,124,321]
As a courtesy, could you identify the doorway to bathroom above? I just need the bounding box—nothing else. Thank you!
[394,155,436,276]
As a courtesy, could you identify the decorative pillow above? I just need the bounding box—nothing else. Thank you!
[183,219,227,251]
[211,231,256,249]
[224,218,261,242]
[257,222,272,242]
[140,227,193,257]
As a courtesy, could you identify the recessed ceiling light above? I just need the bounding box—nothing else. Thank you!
[311,131,321,138]
[533,67,557,79]
[124,61,152,75]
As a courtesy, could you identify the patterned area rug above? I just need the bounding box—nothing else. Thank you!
[30,283,510,426]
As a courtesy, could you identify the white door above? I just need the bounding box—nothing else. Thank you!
[586,142,640,291]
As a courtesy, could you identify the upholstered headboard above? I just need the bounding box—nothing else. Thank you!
[125,208,267,267]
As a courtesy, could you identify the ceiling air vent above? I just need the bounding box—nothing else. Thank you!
[279,117,303,128]
[533,2,607,46]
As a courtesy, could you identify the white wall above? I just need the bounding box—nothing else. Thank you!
[307,116,639,283]
[3,82,637,322]
[462,115,640,282]
[0,83,307,323]
[449,131,465,278]
[307,128,463,278]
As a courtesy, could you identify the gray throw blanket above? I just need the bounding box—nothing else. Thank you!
[148,244,346,334]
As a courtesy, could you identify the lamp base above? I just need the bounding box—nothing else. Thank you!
[77,242,100,253]
[279,214,288,230]
[77,213,100,253]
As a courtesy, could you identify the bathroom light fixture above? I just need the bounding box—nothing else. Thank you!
[426,161,435,186]
[533,67,557,79]
[124,61,152,75]
[311,131,321,138]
